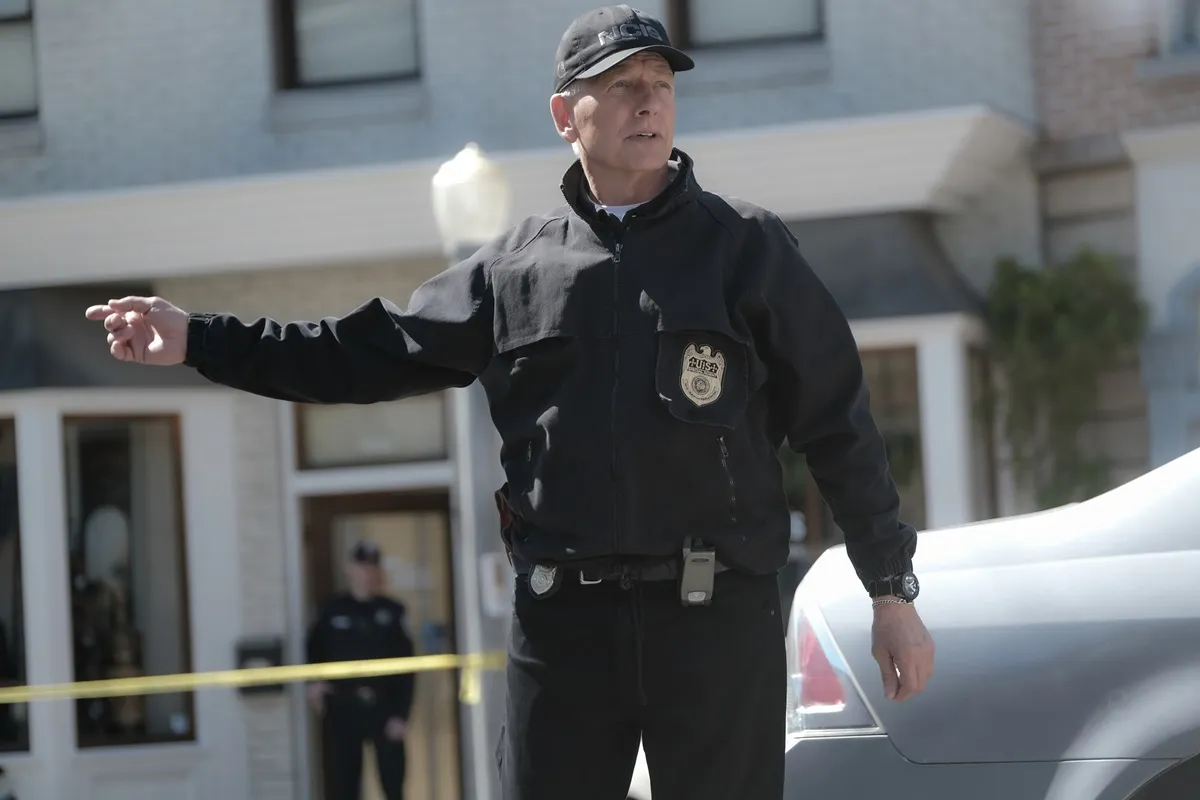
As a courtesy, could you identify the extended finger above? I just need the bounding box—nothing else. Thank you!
[107,296,155,313]
[85,304,114,320]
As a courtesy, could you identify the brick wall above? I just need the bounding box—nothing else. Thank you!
[1042,165,1150,487]
[933,161,1043,296]
[1035,0,1200,141]
[1027,0,1193,490]
[155,256,445,800]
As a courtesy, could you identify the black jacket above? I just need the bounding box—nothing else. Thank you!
[305,593,415,720]
[185,149,916,586]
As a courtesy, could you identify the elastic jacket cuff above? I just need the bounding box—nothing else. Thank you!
[183,312,214,368]
[859,554,915,591]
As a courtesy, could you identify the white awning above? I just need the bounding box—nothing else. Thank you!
[0,104,1031,290]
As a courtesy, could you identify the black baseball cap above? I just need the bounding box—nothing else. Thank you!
[554,5,694,94]
[349,540,381,566]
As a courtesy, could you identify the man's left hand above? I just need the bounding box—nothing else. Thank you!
[871,602,935,702]
[384,716,407,742]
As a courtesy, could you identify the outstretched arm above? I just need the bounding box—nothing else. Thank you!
[187,257,494,404]
[88,254,496,405]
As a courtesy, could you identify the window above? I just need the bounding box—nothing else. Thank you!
[1183,0,1200,50]
[969,347,999,521]
[63,417,194,748]
[0,0,37,119]
[775,347,925,558]
[295,394,448,470]
[861,348,926,531]
[669,0,823,49]
[275,0,420,88]
[0,420,27,753]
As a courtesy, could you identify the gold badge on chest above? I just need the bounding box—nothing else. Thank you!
[680,343,725,407]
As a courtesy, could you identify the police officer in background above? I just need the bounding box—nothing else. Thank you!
[86,5,936,798]
[305,541,415,800]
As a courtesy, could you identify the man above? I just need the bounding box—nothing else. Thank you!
[85,5,934,798]
[305,541,415,800]
[0,619,17,745]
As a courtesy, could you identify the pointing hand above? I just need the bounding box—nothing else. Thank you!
[85,295,189,366]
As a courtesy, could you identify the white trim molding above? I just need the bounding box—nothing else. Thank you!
[850,313,990,528]
[1122,119,1200,163]
[1121,120,1200,324]
[0,105,1032,290]
[1,388,247,800]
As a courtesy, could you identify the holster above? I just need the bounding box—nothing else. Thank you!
[493,482,516,566]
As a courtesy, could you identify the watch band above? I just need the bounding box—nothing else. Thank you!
[867,572,919,600]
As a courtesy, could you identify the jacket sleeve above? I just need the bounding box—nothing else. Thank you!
[183,254,495,404]
[384,605,416,721]
[745,213,917,589]
[304,611,327,665]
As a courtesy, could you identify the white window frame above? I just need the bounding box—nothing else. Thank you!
[279,388,498,800]
[0,0,37,119]
[275,0,421,90]
[849,313,998,526]
[0,389,246,799]
[1183,0,1200,50]
[1157,0,1200,56]
[671,0,824,50]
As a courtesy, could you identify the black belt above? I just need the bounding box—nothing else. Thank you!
[513,555,729,585]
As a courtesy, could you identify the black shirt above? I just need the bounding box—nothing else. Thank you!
[185,148,916,588]
[305,593,415,720]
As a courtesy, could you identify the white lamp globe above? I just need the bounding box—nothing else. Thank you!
[431,142,513,257]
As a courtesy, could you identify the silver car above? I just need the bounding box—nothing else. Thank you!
[631,449,1200,799]
[783,448,1200,799]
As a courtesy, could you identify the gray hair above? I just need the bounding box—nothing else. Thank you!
[554,82,585,155]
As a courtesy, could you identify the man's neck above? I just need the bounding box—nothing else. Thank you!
[583,163,671,208]
[350,589,374,602]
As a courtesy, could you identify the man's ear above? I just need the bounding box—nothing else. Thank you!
[549,92,578,147]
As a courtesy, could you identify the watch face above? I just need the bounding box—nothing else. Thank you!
[901,572,919,599]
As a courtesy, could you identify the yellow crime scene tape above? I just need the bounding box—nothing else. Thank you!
[0,650,507,707]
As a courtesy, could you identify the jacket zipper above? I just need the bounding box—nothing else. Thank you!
[610,231,625,554]
[717,436,738,524]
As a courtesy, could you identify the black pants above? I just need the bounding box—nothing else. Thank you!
[497,567,786,800]
[324,702,407,800]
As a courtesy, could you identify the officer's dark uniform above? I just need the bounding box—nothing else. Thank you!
[305,545,415,800]
[181,10,919,800]
[0,620,17,745]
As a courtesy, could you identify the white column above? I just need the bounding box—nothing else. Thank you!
[1123,121,1200,326]
[14,401,73,800]
[177,395,246,797]
[916,328,975,528]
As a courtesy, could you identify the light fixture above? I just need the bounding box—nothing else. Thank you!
[431,142,513,257]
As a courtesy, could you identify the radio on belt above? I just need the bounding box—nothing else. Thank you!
[680,537,716,606]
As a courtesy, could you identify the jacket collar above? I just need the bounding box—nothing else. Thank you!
[559,147,701,225]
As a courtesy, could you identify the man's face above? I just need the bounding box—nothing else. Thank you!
[346,560,382,595]
[554,52,676,175]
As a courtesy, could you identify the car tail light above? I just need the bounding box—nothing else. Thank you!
[785,601,881,736]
